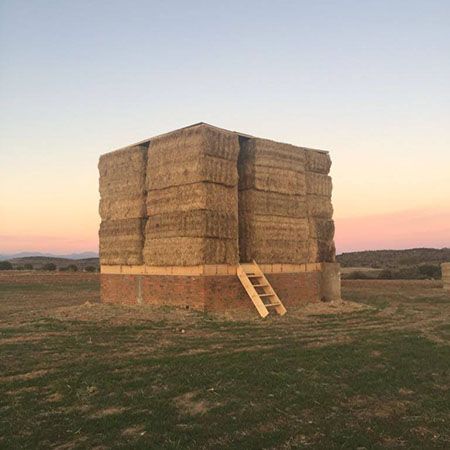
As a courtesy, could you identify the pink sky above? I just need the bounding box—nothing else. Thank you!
[1,205,449,256]
[335,208,450,253]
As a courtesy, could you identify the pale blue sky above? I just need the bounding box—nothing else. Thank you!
[1,0,449,252]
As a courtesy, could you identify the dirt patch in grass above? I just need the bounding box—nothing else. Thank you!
[90,406,127,419]
[174,391,215,416]
[0,369,50,383]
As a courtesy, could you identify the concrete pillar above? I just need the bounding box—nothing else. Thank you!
[321,262,341,301]
[442,263,450,291]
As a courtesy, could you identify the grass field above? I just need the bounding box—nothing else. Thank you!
[1,272,449,449]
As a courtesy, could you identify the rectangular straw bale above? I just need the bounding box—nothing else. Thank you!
[99,217,144,237]
[146,210,237,239]
[99,144,147,199]
[239,214,309,241]
[240,238,309,264]
[148,156,237,190]
[99,218,144,265]
[99,180,145,198]
[306,172,332,196]
[149,124,239,165]
[98,144,147,178]
[143,237,238,266]
[309,219,335,241]
[99,194,146,221]
[307,195,333,218]
[305,150,331,174]
[238,164,306,195]
[239,138,306,172]
[146,183,237,216]
[239,189,307,218]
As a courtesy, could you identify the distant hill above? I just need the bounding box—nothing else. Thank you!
[0,252,98,261]
[6,256,99,270]
[337,248,450,268]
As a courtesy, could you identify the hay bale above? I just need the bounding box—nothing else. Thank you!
[146,183,237,216]
[306,172,332,196]
[239,214,309,241]
[99,144,147,221]
[149,124,239,165]
[238,164,306,195]
[146,210,237,239]
[239,214,309,263]
[99,194,146,221]
[98,144,148,176]
[148,156,238,190]
[305,150,331,174]
[239,138,306,171]
[143,237,238,266]
[309,219,335,241]
[240,238,309,264]
[239,189,307,218]
[99,178,145,197]
[442,263,450,290]
[307,195,333,218]
[99,218,144,265]
[99,149,146,196]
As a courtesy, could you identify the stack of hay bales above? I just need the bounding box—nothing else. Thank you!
[305,150,335,262]
[98,145,148,265]
[238,138,309,263]
[442,263,450,290]
[143,125,240,266]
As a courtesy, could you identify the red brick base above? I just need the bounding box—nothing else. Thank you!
[100,271,322,314]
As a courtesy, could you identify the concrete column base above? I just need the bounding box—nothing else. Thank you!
[320,262,341,301]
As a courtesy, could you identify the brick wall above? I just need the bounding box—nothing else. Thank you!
[101,271,322,315]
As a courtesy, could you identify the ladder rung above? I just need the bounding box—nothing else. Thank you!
[259,293,275,297]
[248,275,262,278]
[265,302,282,307]
[252,284,268,287]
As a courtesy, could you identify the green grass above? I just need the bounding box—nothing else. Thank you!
[1,275,449,449]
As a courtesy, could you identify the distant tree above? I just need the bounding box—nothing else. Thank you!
[67,264,78,272]
[16,265,25,270]
[0,261,13,270]
[378,269,393,279]
[42,263,56,271]
[417,264,441,280]
[85,266,97,272]
[24,263,33,270]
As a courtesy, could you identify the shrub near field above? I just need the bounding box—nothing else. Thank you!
[1,272,450,449]
[343,264,443,280]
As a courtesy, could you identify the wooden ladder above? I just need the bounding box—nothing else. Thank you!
[237,260,287,318]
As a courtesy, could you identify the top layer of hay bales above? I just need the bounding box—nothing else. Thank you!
[147,124,239,190]
[239,137,306,171]
[305,150,331,174]
[149,124,239,164]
